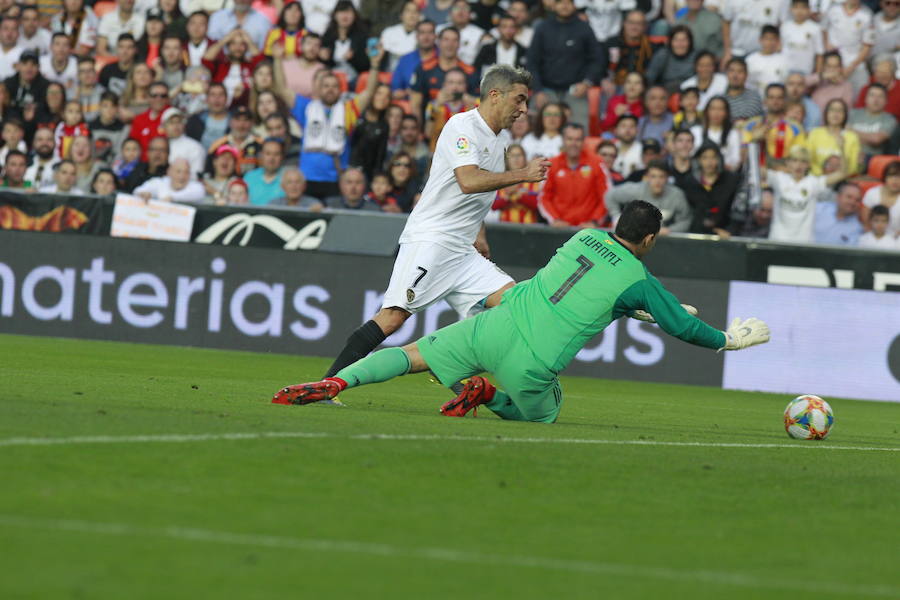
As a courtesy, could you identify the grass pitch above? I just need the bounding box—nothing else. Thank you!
[1,333,898,600]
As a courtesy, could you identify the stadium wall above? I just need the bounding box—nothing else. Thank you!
[0,231,897,402]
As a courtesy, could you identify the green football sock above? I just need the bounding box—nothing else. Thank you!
[484,389,526,421]
[334,347,411,389]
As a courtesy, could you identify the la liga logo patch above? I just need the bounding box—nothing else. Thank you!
[455,136,470,152]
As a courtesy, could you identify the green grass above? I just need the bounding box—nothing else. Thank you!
[0,333,898,600]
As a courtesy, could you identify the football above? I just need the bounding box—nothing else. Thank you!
[784,395,835,440]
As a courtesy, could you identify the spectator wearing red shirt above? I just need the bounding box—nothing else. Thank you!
[202,28,266,105]
[854,57,900,121]
[600,71,645,132]
[539,123,609,227]
[129,80,170,161]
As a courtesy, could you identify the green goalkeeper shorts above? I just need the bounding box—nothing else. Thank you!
[417,303,562,423]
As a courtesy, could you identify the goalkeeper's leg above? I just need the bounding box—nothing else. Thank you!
[322,308,410,378]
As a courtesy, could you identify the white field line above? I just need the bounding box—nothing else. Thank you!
[0,514,896,598]
[0,431,898,452]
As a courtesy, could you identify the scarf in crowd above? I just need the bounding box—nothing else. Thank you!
[302,99,346,154]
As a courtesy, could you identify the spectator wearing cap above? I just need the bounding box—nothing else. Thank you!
[0,16,23,81]
[208,106,263,175]
[538,123,609,228]
[40,33,77,93]
[40,159,84,195]
[137,8,166,67]
[270,167,325,211]
[96,0,146,55]
[162,107,205,179]
[130,80,170,161]
[528,0,606,129]
[18,6,51,57]
[324,167,382,211]
[208,0,272,50]
[606,160,693,234]
[134,157,206,202]
[202,144,239,202]
[202,28,265,105]
[637,86,674,145]
[4,49,48,112]
[186,82,230,150]
[243,137,287,205]
[124,135,169,191]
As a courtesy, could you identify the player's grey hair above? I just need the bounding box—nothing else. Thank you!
[479,65,532,101]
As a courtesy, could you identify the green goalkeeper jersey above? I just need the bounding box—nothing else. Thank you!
[502,229,726,373]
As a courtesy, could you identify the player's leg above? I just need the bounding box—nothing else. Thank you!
[444,252,514,320]
[273,342,432,405]
[322,242,454,378]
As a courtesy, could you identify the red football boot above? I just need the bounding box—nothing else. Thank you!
[439,376,495,417]
[272,378,344,405]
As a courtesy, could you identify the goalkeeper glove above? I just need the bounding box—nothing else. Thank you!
[631,304,698,324]
[721,317,771,351]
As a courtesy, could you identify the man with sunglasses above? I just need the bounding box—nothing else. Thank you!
[130,81,171,162]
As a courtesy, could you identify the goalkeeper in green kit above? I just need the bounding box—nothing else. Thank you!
[273,201,771,422]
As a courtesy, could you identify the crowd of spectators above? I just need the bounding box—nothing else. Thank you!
[0,0,897,249]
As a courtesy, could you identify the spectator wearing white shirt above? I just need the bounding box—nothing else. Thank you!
[746,26,789,97]
[872,0,900,59]
[380,1,421,71]
[40,32,78,94]
[859,204,900,250]
[18,6,51,56]
[40,160,84,195]
[25,129,60,189]
[720,0,789,64]
[161,107,206,180]
[767,145,848,242]
[520,102,565,160]
[613,114,644,178]
[184,11,210,67]
[301,0,339,35]
[437,0,486,66]
[576,0,636,44]
[681,51,728,109]
[96,0,146,55]
[821,0,875,94]
[0,15,23,81]
[861,160,900,236]
[780,0,824,76]
[134,158,206,202]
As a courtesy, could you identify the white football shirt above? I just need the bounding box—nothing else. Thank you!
[746,51,789,96]
[721,0,790,56]
[822,3,876,67]
[780,20,824,75]
[399,109,510,252]
[768,171,827,243]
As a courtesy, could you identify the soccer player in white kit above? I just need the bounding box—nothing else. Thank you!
[322,64,551,381]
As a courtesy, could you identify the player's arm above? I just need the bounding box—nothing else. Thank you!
[454,158,549,194]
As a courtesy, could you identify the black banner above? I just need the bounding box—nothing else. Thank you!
[0,230,726,387]
[190,205,332,250]
[0,192,109,234]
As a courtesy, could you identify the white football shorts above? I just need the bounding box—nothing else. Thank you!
[381,241,514,319]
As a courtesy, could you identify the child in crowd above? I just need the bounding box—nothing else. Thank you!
[225,178,250,205]
[746,26,789,97]
[112,139,143,189]
[780,0,824,76]
[55,101,90,159]
[673,87,702,131]
[858,205,899,250]
[0,119,28,166]
[365,172,402,213]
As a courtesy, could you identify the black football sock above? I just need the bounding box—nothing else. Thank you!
[323,320,388,378]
